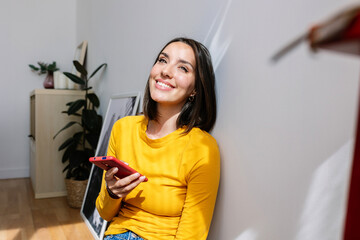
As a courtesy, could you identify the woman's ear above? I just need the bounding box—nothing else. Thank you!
[190,89,197,97]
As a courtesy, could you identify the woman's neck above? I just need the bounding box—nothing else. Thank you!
[146,104,182,139]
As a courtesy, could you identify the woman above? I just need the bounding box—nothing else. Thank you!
[96,37,220,240]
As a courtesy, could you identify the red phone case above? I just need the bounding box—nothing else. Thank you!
[89,156,148,181]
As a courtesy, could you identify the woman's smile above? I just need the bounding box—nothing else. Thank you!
[155,79,174,90]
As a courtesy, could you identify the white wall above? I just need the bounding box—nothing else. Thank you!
[76,0,360,239]
[0,0,77,179]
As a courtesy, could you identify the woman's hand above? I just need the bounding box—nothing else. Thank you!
[105,167,146,199]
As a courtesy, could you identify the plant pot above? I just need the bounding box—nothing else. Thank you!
[43,72,54,89]
[65,178,88,208]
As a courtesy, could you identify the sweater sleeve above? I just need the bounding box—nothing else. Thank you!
[175,138,220,239]
[95,121,122,222]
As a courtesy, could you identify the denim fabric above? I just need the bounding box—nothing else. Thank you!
[104,231,145,240]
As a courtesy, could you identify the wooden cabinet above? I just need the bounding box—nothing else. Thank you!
[30,89,85,199]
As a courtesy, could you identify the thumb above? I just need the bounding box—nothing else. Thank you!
[105,167,118,180]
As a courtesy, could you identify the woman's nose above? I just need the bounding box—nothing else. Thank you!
[161,65,173,78]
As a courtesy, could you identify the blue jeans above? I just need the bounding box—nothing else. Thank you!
[104,231,144,240]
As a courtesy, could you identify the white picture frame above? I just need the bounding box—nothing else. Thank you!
[80,92,141,240]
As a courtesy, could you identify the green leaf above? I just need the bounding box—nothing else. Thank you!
[63,164,69,173]
[37,62,48,74]
[82,109,99,130]
[63,72,85,85]
[29,64,39,71]
[69,151,88,167]
[87,93,100,108]
[67,99,86,115]
[62,110,81,116]
[73,60,87,77]
[61,147,71,163]
[95,115,103,133]
[76,168,90,180]
[88,115,102,134]
[84,148,95,158]
[53,121,80,139]
[58,137,75,151]
[38,62,47,69]
[61,145,77,163]
[89,63,107,79]
[72,131,84,143]
[85,133,99,149]
[47,61,59,72]
[66,169,72,178]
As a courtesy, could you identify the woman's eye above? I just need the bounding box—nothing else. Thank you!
[158,58,166,63]
[180,66,188,73]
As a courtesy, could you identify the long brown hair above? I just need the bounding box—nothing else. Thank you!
[143,37,217,133]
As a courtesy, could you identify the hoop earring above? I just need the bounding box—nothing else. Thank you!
[188,95,195,102]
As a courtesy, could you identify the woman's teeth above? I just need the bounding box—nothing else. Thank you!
[157,81,172,89]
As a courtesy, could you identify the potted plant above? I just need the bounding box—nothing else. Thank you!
[54,60,107,208]
[29,61,59,89]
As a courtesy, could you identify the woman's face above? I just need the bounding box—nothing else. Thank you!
[149,42,196,111]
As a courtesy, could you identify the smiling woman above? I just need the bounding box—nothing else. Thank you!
[95,37,219,240]
[144,38,217,134]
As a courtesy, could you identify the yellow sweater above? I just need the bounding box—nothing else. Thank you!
[96,115,220,240]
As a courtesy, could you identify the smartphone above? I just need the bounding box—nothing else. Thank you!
[89,156,148,181]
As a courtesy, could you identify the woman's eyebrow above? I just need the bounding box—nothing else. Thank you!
[160,52,169,58]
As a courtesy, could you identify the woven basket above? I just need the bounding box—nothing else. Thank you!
[65,179,88,208]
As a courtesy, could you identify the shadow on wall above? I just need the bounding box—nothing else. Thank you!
[294,140,353,240]
[214,140,352,240]
[225,140,353,240]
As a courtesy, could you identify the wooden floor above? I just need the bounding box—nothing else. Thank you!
[0,178,93,240]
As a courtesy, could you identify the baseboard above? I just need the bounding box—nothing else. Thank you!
[35,191,67,199]
[0,167,29,179]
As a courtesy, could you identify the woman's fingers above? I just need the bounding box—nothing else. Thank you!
[109,173,147,198]
[120,172,140,184]
[105,167,118,181]
[105,171,147,198]
[118,174,146,192]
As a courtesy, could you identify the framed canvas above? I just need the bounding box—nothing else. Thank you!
[80,92,141,240]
